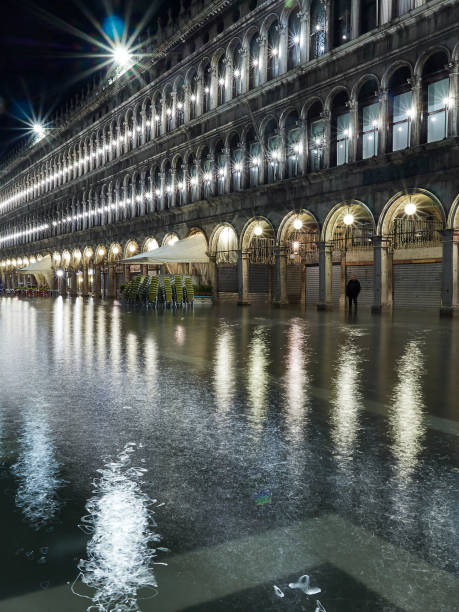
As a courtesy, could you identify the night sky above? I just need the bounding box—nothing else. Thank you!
[0,0,167,158]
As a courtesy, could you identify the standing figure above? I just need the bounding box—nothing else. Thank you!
[346,275,361,310]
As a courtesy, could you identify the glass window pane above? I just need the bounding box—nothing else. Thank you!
[427,110,446,143]
[393,92,412,123]
[362,103,379,131]
[393,121,409,151]
[363,131,378,158]
[428,78,449,113]
[337,112,350,137]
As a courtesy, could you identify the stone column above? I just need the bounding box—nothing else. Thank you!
[317,241,333,310]
[273,245,288,307]
[82,265,89,297]
[322,110,331,168]
[209,255,218,302]
[409,76,422,146]
[440,229,459,316]
[94,264,101,298]
[378,88,389,154]
[70,271,78,297]
[107,263,116,298]
[348,98,358,162]
[351,0,360,38]
[372,236,393,313]
[124,264,130,284]
[448,60,459,138]
[237,250,250,305]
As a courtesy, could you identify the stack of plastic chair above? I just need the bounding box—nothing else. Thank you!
[163,276,173,307]
[184,277,194,304]
[148,276,159,308]
[128,275,143,303]
[174,275,183,306]
[138,276,150,303]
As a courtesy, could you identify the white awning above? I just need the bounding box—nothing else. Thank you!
[20,254,54,288]
[122,233,209,264]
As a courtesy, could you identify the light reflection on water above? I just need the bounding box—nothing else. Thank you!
[11,405,63,530]
[247,327,269,432]
[75,443,163,611]
[285,319,310,443]
[213,323,236,414]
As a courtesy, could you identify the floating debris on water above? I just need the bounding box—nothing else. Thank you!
[288,574,321,596]
[315,601,326,612]
[273,585,285,598]
[255,488,272,506]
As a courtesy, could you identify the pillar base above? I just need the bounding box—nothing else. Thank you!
[440,306,459,318]
[237,300,251,306]
[317,302,333,311]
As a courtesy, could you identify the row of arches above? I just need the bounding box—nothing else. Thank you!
[1,5,456,215]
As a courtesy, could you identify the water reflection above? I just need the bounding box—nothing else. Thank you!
[75,442,163,610]
[213,323,236,414]
[285,319,310,442]
[330,329,364,465]
[246,327,269,431]
[389,339,426,479]
[12,405,63,530]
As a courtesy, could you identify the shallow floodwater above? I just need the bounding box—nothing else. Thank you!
[0,297,458,612]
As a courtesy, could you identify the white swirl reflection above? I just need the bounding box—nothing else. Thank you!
[330,330,363,465]
[214,324,236,414]
[12,408,63,530]
[389,339,426,479]
[247,327,269,430]
[75,443,163,611]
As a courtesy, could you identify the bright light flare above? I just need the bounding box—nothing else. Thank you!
[404,202,417,216]
[343,213,354,226]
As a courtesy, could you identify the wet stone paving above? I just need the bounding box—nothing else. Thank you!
[0,297,458,611]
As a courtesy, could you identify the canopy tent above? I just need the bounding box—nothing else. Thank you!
[19,254,54,288]
[122,233,209,264]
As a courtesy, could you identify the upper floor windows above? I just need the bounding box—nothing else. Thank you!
[310,0,326,59]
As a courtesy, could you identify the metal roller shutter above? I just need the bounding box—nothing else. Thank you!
[346,265,374,306]
[217,265,238,292]
[306,266,319,306]
[393,262,441,309]
[249,264,270,293]
[287,264,303,303]
[332,264,341,305]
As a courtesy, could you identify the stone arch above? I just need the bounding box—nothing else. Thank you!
[414,45,451,78]
[377,189,446,236]
[124,240,139,258]
[381,60,413,90]
[95,244,107,264]
[209,222,239,254]
[108,242,122,262]
[324,85,351,113]
[162,232,179,246]
[142,237,159,252]
[240,216,276,251]
[322,200,375,242]
[447,193,459,229]
[351,73,381,101]
[277,209,320,244]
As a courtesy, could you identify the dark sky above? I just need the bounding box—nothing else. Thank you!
[0,0,167,158]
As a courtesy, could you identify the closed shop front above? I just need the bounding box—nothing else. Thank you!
[306,265,319,307]
[249,263,271,294]
[217,265,238,293]
[393,262,442,309]
[332,264,341,305]
[346,264,374,306]
[287,264,303,304]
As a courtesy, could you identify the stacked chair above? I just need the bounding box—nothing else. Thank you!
[121,274,194,309]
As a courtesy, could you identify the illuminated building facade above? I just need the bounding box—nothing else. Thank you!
[0,0,458,313]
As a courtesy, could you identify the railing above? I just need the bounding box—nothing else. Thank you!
[391,218,443,249]
[332,226,374,251]
[216,249,238,264]
[287,230,320,264]
[249,237,275,264]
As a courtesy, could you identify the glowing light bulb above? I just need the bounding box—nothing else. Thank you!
[56,269,64,277]
[98,248,105,256]
[234,69,240,78]
[190,94,196,102]
[218,78,225,86]
[293,35,300,44]
[112,45,132,68]
[293,219,303,230]
[129,244,136,253]
[254,225,263,236]
[293,241,299,250]
[343,213,354,226]
[404,202,416,216]
[112,247,120,255]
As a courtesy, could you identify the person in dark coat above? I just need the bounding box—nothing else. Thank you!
[346,275,361,310]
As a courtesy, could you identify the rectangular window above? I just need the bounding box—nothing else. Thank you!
[249,143,260,186]
[309,119,324,171]
[287,127,302,177]
[427,78,449,143]
[267,135,281,183]
[362,102,379,159]
[336,112,350,166]
[392,91,412,151]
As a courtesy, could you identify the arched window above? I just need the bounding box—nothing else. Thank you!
[267,21,280,80]
[164,162,173,208]
[202,63,211,113]
[189,72,198,119]
[127,113,134,151]
[360,0,377,34]
[249,33,260,89]
[201,146,212,199]
[189,154,199,201]
[285,111,302,177]
[104,125,111,162]
[310,0,326,59]
[265,119,280,183]
[176,78,185,126]
[135,174,142,216]
[135,107,142,146]
[145,100,152,141]
[247,128,261,187]
[358,80,379,159]
[153,95,162,137]
[176,158,185,206]
[217,55,226,105]
[287,10,302,70]
[331,92,350,166]
[333,0,351,47]
[388,67,412,151]
[230,134,243,191]
[215,141,226,195]
[119,118,126,155]
[422,52,450,144]
[126,176,133,217]
[154,167,162,210]
[144,169,152,212]
[232,44,242,97]
[165,86,173,132]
